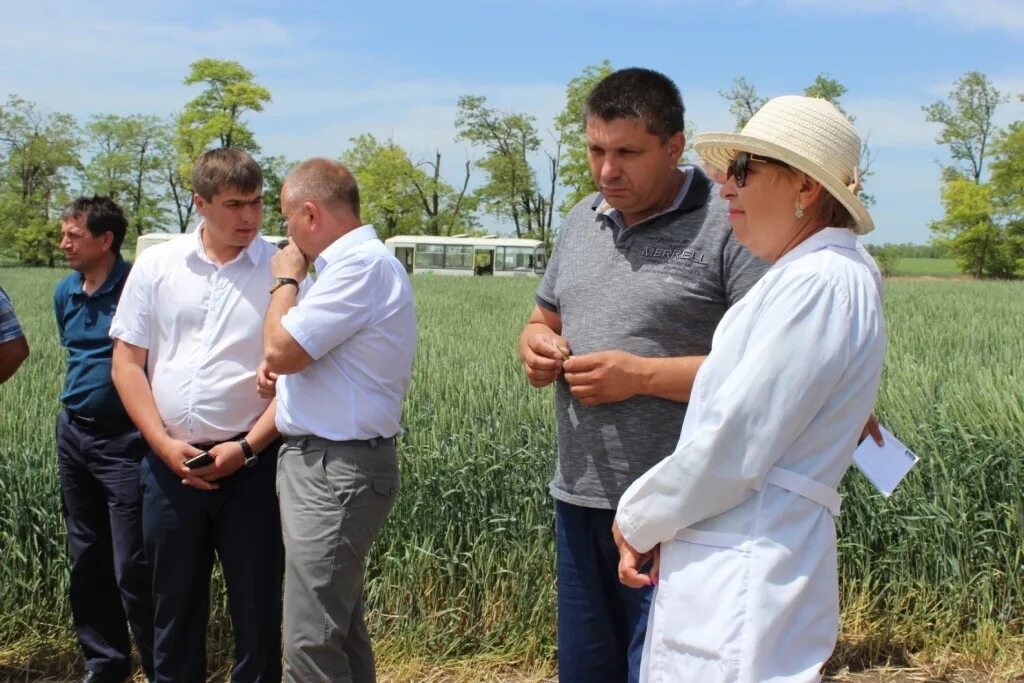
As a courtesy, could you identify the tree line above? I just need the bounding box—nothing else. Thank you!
[0,58,609,266]
[1,61,1020,278]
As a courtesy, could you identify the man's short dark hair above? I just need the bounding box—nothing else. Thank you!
[192,147,263,202]
[60,195,128,253]
[584,67,685,142]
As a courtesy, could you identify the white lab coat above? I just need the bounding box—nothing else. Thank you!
[616,228,886,683]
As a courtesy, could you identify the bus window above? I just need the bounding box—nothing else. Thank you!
[444,245,474,269]
[501,246,536,271]
[415,244,444,269]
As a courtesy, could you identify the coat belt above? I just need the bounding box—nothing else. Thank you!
[762,466,842,516]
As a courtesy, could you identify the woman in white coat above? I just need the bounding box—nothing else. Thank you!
[612,95,886,683]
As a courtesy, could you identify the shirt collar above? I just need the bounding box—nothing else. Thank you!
[591,165,709,230]
[71,255,130,297]
[191,221,262,266]
[770,227,858,271]
[313,224,379,273]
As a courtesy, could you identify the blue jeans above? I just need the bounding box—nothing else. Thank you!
[56,410,154,681]
[555,500,652,683]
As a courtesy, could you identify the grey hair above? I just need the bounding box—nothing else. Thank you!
[283,158,360,218]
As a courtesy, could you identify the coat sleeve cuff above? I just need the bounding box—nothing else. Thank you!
[615,508,658,555]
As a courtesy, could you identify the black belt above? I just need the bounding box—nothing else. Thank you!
[190,432,247,452]
[66,409,136,434]
[286,435,396,449]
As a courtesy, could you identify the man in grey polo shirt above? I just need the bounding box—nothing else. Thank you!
[518,68,766,682]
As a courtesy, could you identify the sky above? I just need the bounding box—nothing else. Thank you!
[2,0,1023,245]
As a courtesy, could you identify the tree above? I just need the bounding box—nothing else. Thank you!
[803,75,848,116]
[988,112,1024,225]
[0,95,81,262]
[163,115,203,232]
[987,107,1024,275]
[341,134,427,239]
[719,76,767,131]
[167,59,272,232]
[85,114,168,240]
[923,71,1006,184]
[259,155,294,235]
[178,59,271,153]
[718,74,874,205]
[455,95,557,243]
[411,150,475,236]
[802,74,879,207]
[867,244,899,278]
[555,61,613,213]
[930,177,1018,278]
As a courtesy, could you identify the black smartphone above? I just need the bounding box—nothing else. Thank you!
[184,451,214,469]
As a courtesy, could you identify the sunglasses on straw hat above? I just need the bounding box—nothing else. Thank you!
[726,152,789,188]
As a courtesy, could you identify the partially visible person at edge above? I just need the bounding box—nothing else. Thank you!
[262,158,416,683]
[613,95,886,683]
[54,196,154,683]
[517,67,769,682]
[0,285,29,384]
[109,147,283,682]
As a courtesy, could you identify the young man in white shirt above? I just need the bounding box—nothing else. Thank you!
[110,147,282,683]
[262,158,416,682]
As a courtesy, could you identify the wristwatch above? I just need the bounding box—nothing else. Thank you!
[239,438,258,468]
[269,277,299,294]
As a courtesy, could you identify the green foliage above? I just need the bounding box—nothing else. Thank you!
[989,120,1024,222]
[3,271,1024,672]
[930,177,1022,278]
[865,242,951,259]
[554,60,613,213]
[409,150,478,237]
[11,219,62,266]
[178,59,271,153]
[455,95,550,240]
[258,155,294,235]
[164,112,204,232]
[869,244,899,277]
[341,134,430,239]
[0,95,81,259]
[718,74,874,206]
[168,59,272,232]
[803,74,849,116]
[719,76,767,131]
[923,71,1006,183]
[84,114,169,237]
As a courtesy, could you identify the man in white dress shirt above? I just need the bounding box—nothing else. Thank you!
[110,147,282,682]
[262,157,416,682]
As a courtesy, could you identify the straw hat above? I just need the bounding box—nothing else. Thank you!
[694,95,873,234]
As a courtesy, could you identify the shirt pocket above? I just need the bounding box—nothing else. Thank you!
[651,530,750,679]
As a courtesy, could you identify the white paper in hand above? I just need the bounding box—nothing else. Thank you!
[852,425,918,497]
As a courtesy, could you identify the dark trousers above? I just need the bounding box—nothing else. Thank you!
[56,410,155,681]
[139,441,283,683]
[555,500,652,683]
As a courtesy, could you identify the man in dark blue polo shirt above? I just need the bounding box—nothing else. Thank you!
[55,196,154,683]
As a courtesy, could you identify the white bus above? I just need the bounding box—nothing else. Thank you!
[135,232,289,257]
[384,235,545,277]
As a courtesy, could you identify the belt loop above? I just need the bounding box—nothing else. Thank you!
[368,437,379,449]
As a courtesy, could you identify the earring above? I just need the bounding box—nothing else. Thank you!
[795,204,804,219]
